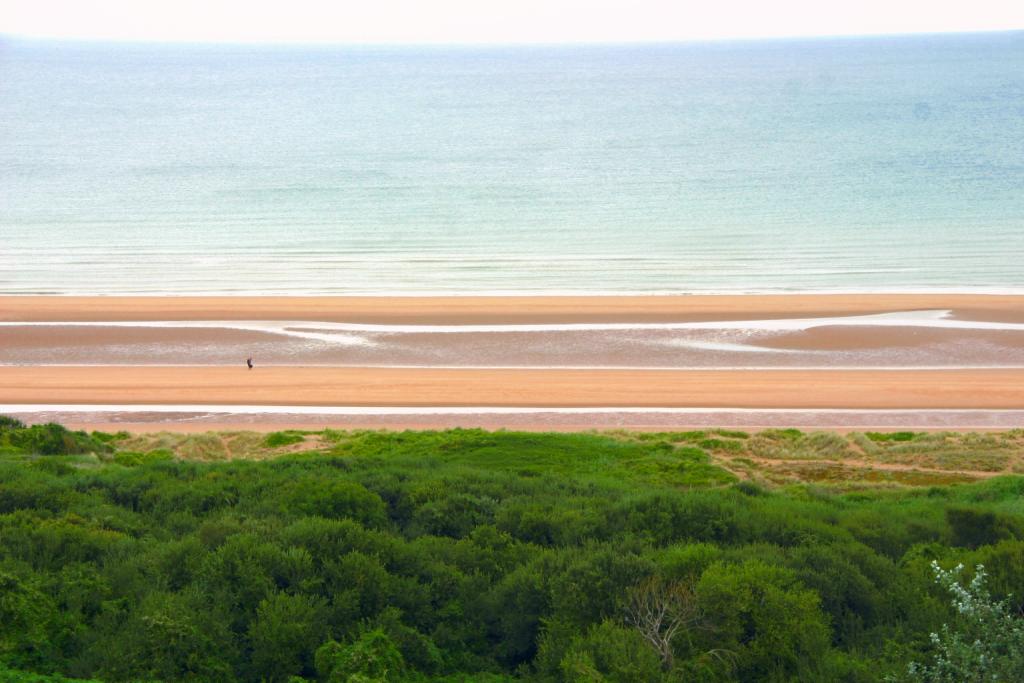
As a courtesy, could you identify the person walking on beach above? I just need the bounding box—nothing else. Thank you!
[246,356,253,370]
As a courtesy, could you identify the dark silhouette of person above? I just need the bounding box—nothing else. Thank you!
[246,357,253,370]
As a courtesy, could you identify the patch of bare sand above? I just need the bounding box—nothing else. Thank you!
[4,366,1024,408]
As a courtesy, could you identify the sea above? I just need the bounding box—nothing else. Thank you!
[1,32,1022,295]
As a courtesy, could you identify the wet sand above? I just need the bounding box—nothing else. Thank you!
[3,293,1024,324]
[755,325,1024,353]
[3,294,1024,369]
[3,323,1024,368]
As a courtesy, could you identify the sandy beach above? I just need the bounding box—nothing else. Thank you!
[3,293,1024,324]
[2,294,1023,429]
[3,366,1024,408]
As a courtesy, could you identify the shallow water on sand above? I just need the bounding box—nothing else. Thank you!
[4,311,1024,369]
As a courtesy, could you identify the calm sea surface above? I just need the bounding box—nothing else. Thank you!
[1,33,1022,294]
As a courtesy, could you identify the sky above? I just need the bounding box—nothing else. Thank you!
[2,0,1023,44]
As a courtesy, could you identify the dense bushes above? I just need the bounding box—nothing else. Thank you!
[0,426,1023,681]
[0,421,110,457]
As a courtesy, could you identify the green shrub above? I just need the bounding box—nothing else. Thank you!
[0,425,1021,682]
[264,431,307,448]
[895,562,1024,682]
[113,449,175,467]
[712,429,750,440]
[698,438,744,453]
[0,415,27,431]
[733,480,767,497]
[866,431,921,442]
[4,423,110,456]
[90,430,130,444]
[0,664,102,682]
[947,506,1023,549]
[316,629,406,682]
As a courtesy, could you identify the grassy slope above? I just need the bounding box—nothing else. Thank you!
[112,426,1024,489]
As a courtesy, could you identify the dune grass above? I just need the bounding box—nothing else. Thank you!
[84,425,1024,489]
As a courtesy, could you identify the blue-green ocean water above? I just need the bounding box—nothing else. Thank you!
[1,33,1022,294]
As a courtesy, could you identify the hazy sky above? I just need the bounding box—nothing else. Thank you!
[3,0,1023,44]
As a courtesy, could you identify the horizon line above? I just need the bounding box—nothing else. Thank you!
[2,27,1021,49]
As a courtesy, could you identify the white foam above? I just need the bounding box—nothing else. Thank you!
[659,340,805,354]
[4,309,1024,337]
[0,320,378,347]
[9,287,1024,297]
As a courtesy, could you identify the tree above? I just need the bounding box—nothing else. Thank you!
[247,592,327,682]
[625,576,703,671]
[102,590,235,682]
[694,560,829,680]
[897,562,1024,682]
[315,629,405,682]
[0,572,60,668]
[561,620,663,682]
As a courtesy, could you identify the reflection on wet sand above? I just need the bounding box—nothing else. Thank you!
[3,311,1024,369]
